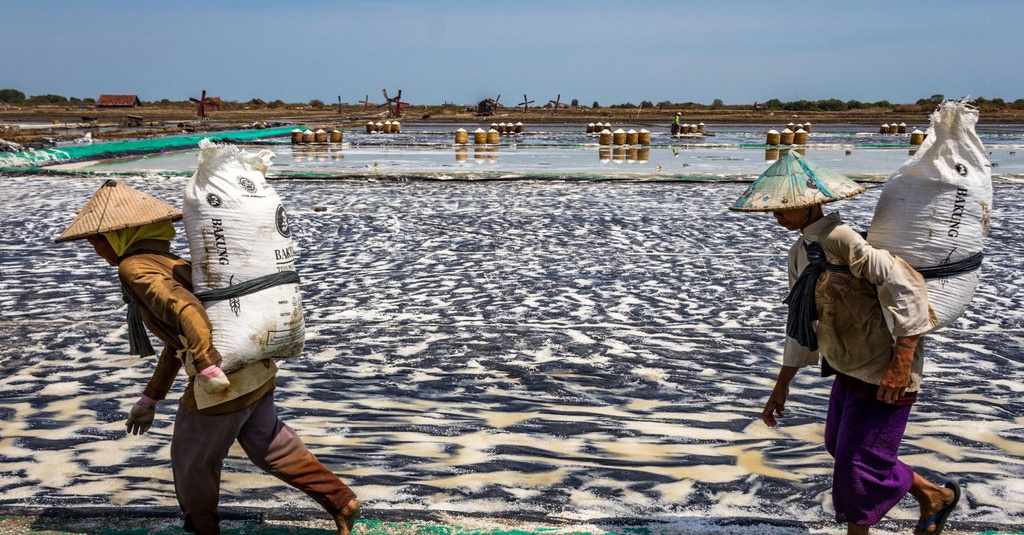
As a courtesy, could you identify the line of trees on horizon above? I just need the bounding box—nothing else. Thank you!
[2,89,1023,113]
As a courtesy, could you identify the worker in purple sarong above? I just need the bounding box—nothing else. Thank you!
[729,152,961,535]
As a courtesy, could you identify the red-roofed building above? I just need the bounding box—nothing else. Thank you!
[97,94,142,107]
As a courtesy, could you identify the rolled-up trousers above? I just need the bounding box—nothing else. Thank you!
[171,392,357,535]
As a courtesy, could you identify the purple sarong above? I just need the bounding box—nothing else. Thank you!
[824,374,916,526]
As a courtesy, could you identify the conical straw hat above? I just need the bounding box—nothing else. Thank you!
[54,180,182,243]
[728,151,865,212]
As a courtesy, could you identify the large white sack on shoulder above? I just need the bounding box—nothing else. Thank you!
[182,139,304,372]
[867,100,993,332]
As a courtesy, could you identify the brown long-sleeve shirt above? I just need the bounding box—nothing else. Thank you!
[117,240,275,415]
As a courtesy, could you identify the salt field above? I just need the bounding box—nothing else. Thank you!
[1,137,1023,534]
[22,122,1024,182]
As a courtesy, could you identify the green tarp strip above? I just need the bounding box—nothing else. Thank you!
[0,126,296,170]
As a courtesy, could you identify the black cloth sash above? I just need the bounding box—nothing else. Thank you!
[124,270,300,357]
[123,291,157,357]
[915,251,984,279]
[192,270,300,303]
[783,241,983,351]
[783,241,850,352]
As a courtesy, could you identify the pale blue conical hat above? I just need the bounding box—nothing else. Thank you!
[728,151,865,212]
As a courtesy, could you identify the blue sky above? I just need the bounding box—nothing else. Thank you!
[2,0,1021,106]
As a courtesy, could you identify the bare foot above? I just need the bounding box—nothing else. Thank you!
[334,498,360,535]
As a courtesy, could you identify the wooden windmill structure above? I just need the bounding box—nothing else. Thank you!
[381,89,409,118]
[476,94,505,116]
[548,93,568,111]
[190,89,218,119]
[518,94,535,111]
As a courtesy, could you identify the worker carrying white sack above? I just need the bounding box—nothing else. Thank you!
[867,99,993,332]
[183,139,305,373]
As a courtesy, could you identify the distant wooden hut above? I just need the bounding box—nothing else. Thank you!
[248,98,266,106]
[97,94,142,107]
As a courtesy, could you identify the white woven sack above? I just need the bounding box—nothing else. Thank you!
[867,100,993,332]
[182,139,304,372]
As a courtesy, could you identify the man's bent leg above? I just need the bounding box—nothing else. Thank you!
[237,394,358,517]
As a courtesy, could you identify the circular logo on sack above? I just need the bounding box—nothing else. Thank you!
[206,193,223,207]
[955,163,968,177]
[237,175,257,194]
[276,205,291,237]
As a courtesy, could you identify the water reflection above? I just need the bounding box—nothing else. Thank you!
[599,147,649,164]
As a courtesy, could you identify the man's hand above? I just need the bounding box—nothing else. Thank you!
[878,335,919,404]
[197,363,230,394]
[762,366,799,427]
[762,389,788,428]
[125,396,157,435]
[879,348,913,404]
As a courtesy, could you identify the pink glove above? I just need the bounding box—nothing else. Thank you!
[197,364,230,394]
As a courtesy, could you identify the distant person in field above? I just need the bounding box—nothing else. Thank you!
[728,154,960,535]
[55,180,360,535]
[671,112,683,135]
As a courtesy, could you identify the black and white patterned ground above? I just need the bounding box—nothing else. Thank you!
[1,174,1021,533]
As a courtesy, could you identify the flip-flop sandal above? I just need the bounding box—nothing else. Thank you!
[915,482,961,535]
